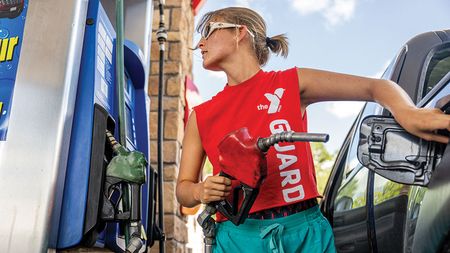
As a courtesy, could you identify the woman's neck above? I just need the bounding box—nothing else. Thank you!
[216,41,261,86]
[226,66,261,86]
[221,50,261,86]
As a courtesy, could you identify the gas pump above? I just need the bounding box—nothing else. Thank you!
[0,0,161,252]
[58,1,154,252]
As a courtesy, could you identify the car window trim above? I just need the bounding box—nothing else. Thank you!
[417,71,450,108]
[322,104,370,220]
[389,46,408,83]
[321,114,360,219]
[367,170,378,253]
[417,42,450,102]
[338,164,364,192]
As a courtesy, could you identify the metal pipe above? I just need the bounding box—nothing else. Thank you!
[115,0,133,247]
[156,0,167,252]
[257,131,329,152]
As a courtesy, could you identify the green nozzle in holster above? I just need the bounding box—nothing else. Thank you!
[101,130,147,252]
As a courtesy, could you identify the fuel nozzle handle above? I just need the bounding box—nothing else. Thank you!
[257,131,329,153]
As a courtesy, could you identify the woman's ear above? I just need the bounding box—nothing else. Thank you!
[238,25,249,41]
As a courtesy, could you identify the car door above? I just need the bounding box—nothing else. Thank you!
[411,76,450,253]
[357,39,450,252]
[372,37,450,253]
[358,67,450,253]
[321,101,383,253]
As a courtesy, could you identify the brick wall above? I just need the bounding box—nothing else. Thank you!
[149,0,194,252]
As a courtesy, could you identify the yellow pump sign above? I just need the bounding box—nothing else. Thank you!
[0,36,19,62]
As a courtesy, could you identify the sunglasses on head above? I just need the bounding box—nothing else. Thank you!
[202,22,255,40]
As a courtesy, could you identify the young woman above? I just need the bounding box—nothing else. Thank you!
[176,7,450,253]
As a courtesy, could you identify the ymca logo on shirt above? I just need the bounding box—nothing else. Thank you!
[257,88,285,114]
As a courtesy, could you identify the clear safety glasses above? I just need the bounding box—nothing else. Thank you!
[202,22,255,40]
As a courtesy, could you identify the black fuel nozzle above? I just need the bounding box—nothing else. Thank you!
[213,171,260,226]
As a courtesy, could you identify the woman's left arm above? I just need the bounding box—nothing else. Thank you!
[297,67,450,143]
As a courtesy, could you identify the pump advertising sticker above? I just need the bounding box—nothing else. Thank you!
[0,0,27,140]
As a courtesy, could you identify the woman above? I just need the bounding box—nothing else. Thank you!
[176,7,450,253]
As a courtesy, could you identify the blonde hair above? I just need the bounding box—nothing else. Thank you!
[197,7,289,66]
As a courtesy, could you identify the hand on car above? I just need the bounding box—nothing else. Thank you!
[395,107,450,144]
[196,174,232,204]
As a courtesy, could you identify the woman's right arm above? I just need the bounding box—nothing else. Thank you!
[176,111,231,207]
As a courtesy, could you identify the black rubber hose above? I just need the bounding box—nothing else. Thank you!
[155,1,167,253]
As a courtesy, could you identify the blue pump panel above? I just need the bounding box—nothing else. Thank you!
[56,1,116,248]
[56,1,151,251]
[123,39,147,152]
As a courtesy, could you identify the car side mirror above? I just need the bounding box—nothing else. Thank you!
[357,116,440,186]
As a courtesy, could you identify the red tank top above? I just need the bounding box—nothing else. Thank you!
[194,68,320,221]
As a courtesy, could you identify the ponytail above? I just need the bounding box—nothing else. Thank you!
[266,34,289,58]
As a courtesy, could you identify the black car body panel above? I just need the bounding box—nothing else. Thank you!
[396,31,450,102]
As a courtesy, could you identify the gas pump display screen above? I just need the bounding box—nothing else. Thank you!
[0,0,28,140]
[126,104,135,146]
[124,73,136,147]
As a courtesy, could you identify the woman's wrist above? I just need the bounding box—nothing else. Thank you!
[391,105,417,126]
[193,181,204,204]
[176,180,203,207]
[374,80,416,118]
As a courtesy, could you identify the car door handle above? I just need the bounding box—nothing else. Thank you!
[333,216,344,226]
[338,242,356,252]
[435,94,450,112]
[428,141,450,188]
[434,94,450,139]
[428,94,450,188]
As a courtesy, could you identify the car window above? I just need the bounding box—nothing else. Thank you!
[343,102,381,177]
[380,58,395,79]
[421,44,450,99]
[373,174,409,205]
[335,167,368,211]
[333,102,380,211]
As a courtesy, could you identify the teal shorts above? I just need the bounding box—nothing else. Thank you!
[213,205,336,253]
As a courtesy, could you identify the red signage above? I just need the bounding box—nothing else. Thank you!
[192,0,205,15]
[184,76,203,127]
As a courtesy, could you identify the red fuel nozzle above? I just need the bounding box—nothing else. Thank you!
[218,127,267,189]
[208,127,329,226]
[213,128,267,225]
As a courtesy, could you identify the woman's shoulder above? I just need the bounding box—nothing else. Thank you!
[264,67,298,78]
[193,89,225,113]
[261,67,299,86]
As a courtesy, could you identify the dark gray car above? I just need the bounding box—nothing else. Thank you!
[320,29,450,253]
